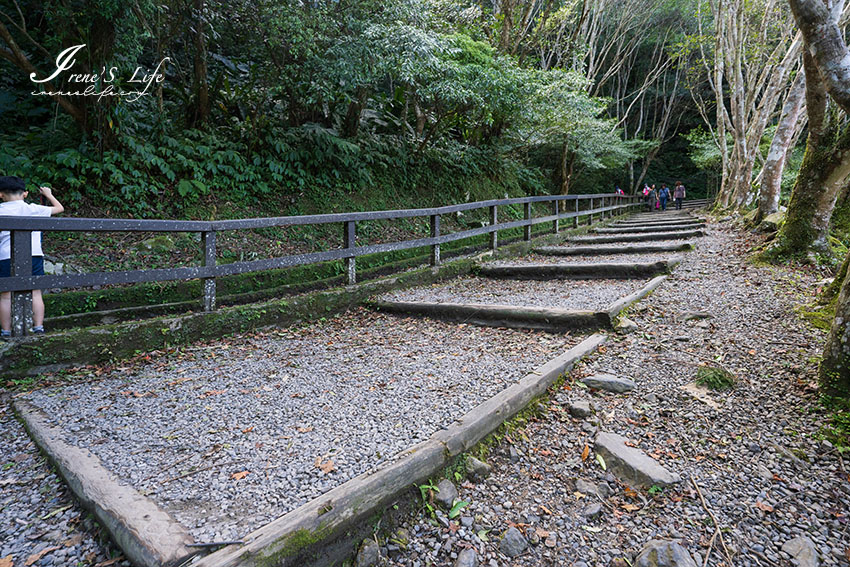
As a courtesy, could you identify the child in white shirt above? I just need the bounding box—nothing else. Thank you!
[0,176,64,337]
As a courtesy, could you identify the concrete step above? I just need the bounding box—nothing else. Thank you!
[371,301,612,332]
[594,224,704,234]
[478,259,679,280]
[536,243,693,256]
[569,230,705,244]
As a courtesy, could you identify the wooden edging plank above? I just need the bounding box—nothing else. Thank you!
[192,333,608,567]
[12,400,195,567]
[370,301,611,331]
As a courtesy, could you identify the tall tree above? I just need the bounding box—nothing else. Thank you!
[688,0,801,209]
[786,0,850,398]
[755,71,807,224]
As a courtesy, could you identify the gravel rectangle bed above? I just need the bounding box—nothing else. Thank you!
[378,275,646,311]
[21,309,580,543]
[488,253,678,265]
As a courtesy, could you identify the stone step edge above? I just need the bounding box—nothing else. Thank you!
[534,243,694,256]
[594,224,704,234]
[606,274,669,319]
[477,259,679,280]
[371,300,613,331]
[569,229,705,243]
[13,400,195,567]
[192,333,609,567]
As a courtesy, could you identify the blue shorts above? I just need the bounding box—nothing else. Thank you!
[0,256,44,278]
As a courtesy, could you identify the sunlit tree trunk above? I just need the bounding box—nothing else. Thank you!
[755,72,807,224]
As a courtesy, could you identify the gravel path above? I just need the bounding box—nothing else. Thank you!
[378,220,850,567]
[0,398,130,567]
[19,310,579,544]
[379,276,645,311]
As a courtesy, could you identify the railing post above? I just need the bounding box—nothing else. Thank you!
[344,220,356,285]
[603,197,609,218]
[573,199,579,228]
[202,230,216,312]
[588,198,594,225]
[524,201,531,241]
[430,214,441,266]
[552,200,559,234]
[489,205,498,250]
[11,230,33,337]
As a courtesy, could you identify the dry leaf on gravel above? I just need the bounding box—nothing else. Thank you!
[581,444,590,461]
[242,426,254,433]
[25,547,59,566]
[296,426,314,433]
[230,471,250,481]
[315,458,335,474]
[535,528,550,538]
[755,501,774,513]
[0,556,12,567]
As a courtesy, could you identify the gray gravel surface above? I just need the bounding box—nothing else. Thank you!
[20,310,580,543]
[0,398,130,567]
[379,276,645,311]
[378,220,850,567]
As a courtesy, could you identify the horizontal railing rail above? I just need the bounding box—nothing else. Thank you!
[0,192,640,336]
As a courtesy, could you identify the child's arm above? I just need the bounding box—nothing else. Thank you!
[39,187,64,215]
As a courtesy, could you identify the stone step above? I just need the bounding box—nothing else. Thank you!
[569,230,705,244]
[614,219,705,227]
[594,224,704,234]
[371,301,612,332]
[535,243,693,256]
[594,432,681,488]
[478,259,678,280]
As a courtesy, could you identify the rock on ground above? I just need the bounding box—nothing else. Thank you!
[595,432,681,488]
[581,372,636,393]
[635,540,698,567]
[355,538,380,567]
[435,479,459,509]
[500,526,528,557]
[782,536,819,567]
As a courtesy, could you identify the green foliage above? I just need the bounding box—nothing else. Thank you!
[819,395,850,450]
[695,366,736,391]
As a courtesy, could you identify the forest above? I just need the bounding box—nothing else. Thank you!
[4,0,850,408]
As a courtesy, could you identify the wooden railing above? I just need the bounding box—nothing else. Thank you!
[0,193,640,336]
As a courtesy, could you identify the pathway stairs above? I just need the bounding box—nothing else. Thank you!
[13,206,708,567]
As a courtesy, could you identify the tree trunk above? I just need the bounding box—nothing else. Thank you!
[342,88,368,138]
[755,72,807,224]
[560,144,574,195]
[190,0,210,127]
[819,265,850,397]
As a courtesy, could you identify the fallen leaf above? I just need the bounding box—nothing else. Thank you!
[581,444,590,461]
[25,547,59,566]
[755,501,774,513]
[595,453,607,471]
[242,426,254,434]
[0,556,12,567]
[624,486,639,500]
[315,459,336,474]
[230,470,250,481]
[535,527,550,538]
[621,503,640,512]
[538,504,553,515]
[296,426,314,433]
[201,390,226,397]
